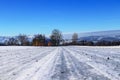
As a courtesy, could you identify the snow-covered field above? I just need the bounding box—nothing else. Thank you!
[0,46,120,80]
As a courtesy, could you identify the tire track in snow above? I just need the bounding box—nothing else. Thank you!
[49,47,69,80]
[14,48,58,80]
[63,48,110,80]
[65,47,120,80]
[62,48,84,80]
[70,46,120,63]
[73,47,120,63]
[68,47,120,72]
[0,48,49,67]
[69,47,120,79]
[0,48,56,80]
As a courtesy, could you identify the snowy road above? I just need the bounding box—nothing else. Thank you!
[0,46,120,80]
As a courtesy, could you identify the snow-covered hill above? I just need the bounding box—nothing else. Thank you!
[63,30,120,41]
[0,36,10,43]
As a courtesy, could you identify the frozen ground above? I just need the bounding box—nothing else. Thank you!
[0,46,120,80]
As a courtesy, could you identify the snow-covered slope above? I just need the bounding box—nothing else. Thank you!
[63,30,120,41]
[0,36,10,43]
[0,46,120,80]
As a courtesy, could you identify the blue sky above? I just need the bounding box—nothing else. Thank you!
[0,0,120,36]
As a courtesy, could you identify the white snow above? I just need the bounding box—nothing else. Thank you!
[0,46,120,80]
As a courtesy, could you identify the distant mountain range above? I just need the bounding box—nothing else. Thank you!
[63,30,120,42]
[0,37,10,43]
[0,30,120,43]
[0,36,33,44]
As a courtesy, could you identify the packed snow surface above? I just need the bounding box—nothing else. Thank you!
[0,46,120,80]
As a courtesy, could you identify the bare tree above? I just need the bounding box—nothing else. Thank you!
[7,37,19,45]
[17,34,29,46]
[72,33,78,43]
[50,29,62,46]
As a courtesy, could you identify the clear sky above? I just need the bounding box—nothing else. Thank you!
[0,0,120,36]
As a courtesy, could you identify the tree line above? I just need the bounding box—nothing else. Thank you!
[0,29,62,46]
[64,40,120,46]
[0,29,120,46]
[64,33,120,46]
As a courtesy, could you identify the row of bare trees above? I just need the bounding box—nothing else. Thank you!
[2,29,63,46]
[4,34,30,46]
